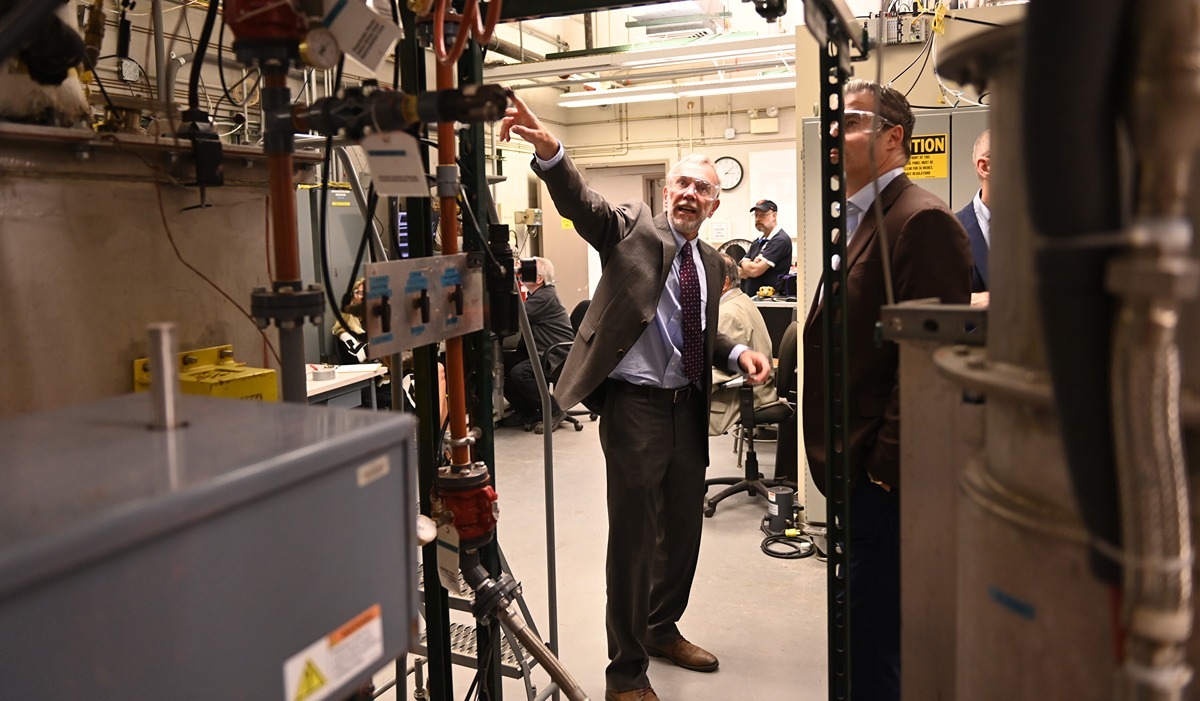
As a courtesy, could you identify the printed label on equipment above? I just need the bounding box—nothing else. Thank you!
[356,455,390,487]
[903,133,948,180]
[283,605,385,701]
[436,524,461,593]
[361,132,429,197]
[324,0,402,72]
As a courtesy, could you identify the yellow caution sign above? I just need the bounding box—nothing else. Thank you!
[294,660,327,701]
[904,133,948,180]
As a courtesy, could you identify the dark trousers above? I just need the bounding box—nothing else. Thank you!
[600,382,708,691]
[848,478,901,701]
[504,358,561,418]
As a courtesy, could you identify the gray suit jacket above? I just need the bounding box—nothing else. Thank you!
[533,152,737,412]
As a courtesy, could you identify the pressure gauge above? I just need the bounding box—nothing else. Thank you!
[300,27,340,70]
[714,156,744,191]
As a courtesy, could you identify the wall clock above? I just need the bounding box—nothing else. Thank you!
[714,156,744,191]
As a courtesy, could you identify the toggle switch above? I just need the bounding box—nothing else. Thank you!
[376,295,392,333]
[414,288,431,325]
[449,284,464,316]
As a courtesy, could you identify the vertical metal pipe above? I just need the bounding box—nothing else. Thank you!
[152,0,167,104]
[437,60,472,469]
[147,322,182,430]
[266,72,301,283]
[268,150,302,282]
[261,67,305,402]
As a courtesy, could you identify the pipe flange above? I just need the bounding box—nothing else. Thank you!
[435,461,490,490]
[250,284,325,327]
[933,345,1053,408]
[471,572,521,620]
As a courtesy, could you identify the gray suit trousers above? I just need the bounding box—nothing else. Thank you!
[601,380,709,691]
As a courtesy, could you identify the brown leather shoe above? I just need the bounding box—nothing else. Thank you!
[645,637,719,672]
[604,687,659,701]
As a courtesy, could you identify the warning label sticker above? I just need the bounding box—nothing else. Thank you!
[283,605,384,701]
[904,133,948,180]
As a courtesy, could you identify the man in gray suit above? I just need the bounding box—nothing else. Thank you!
[501,92,771,701]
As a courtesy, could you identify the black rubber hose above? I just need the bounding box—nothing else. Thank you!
[1022,0,1131,583]
[188,0,222,111]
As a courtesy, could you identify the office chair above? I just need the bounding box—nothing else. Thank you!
[703,321,799,518]
[531,300,595,434]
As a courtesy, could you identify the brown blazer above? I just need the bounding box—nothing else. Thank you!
[533,153,737,413]
[803,174,972,492]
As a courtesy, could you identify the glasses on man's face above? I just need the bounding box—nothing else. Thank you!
[354,287,365,298]
[668,174,718,199]
[843,109,894,135]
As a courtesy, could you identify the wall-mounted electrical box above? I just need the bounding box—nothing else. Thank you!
[861,13,930,46]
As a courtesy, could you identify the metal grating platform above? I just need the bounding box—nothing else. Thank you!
[417,622,534,680]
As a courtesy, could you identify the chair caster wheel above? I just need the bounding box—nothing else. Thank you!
[589,413,598,421]
[703,505,716,518]
[573,422,584,432]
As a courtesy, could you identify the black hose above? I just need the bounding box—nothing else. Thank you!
[188,0,222,111]
[1022,0,1131,583]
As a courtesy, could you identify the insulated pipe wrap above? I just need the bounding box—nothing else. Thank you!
[1022,0,1131,582]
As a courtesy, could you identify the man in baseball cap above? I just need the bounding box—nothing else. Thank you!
[739,199,792,296]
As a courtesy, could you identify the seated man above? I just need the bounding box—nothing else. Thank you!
[710,254,779,435]
[499,257,574,429]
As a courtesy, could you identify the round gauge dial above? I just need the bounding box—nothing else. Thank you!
[714,156,744,191]
[300,27,341,70]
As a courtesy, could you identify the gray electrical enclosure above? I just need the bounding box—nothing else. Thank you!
[0,394,417,700]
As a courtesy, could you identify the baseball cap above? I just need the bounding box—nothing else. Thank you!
[750,199,778,213]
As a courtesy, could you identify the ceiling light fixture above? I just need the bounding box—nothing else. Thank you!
[677,76,795,97]
[618,34,795,68]
[558,73,796,108]
[485,33,796,84]
[558,84,681,108]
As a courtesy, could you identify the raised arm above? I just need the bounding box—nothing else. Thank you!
[498,90,560,160]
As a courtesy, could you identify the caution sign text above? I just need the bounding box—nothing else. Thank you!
[904,133,948,180]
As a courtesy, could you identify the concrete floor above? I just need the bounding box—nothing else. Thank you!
[377,418,828,701]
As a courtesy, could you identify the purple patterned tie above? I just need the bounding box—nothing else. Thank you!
[679,241,703,384]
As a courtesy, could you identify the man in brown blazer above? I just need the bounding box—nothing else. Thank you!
[501,92,771,701]
[803,80,972,699]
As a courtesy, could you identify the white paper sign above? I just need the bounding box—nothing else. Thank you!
[324,0,402,73]
[709,218,731,242]
[360,132,429,197]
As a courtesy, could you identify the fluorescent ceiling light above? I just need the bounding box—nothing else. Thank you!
[558,72,796,107]
[678,76,796,97]
[559,84,680,108]
[485,34,795,83]
[619,35,795,67]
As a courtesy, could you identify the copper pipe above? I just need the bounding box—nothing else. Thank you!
[438,61,471,468]
[265,71,301,284]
